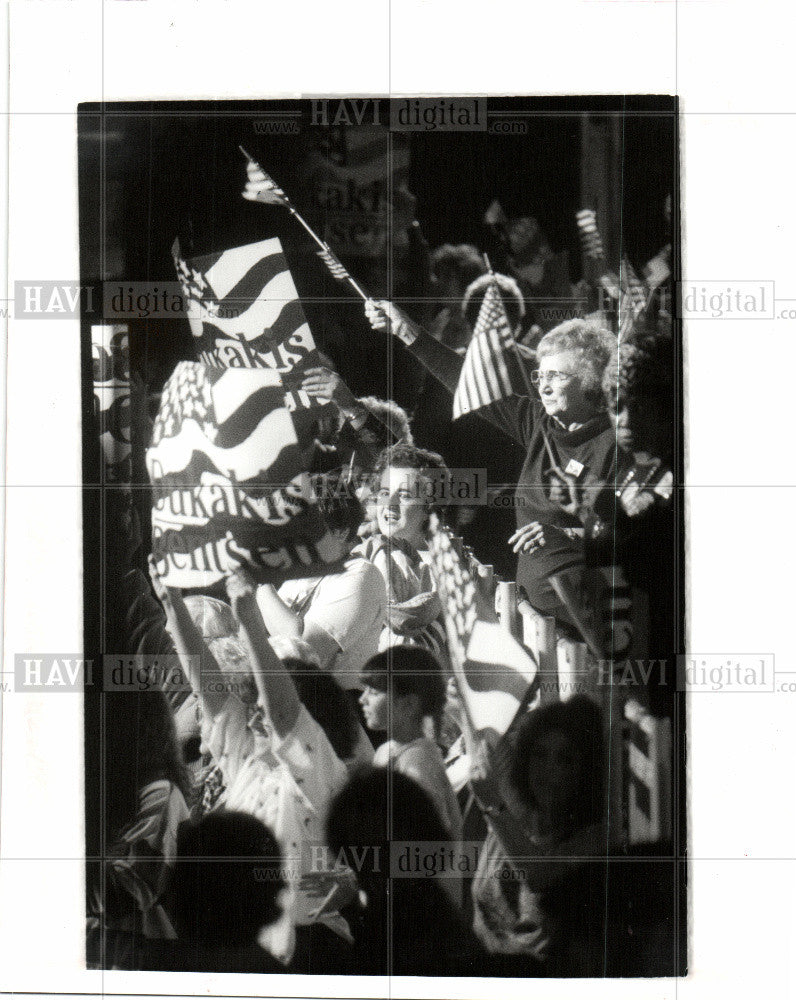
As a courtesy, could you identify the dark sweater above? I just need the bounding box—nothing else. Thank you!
[406,328,618,611]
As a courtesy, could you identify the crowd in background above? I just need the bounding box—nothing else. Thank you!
[87,193,681,978]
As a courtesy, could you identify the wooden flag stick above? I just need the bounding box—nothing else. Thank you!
[239,146,371,303]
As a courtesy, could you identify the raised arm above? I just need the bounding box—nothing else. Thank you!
[365,300,464,394]
[147,556,227,717]
[364,299,533,448]
[300,365,400,447]
[226,569,302,739]
[255,582,303,639]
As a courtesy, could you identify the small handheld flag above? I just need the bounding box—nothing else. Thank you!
[452,261,526,420]
[426,516,535,739]
[576,208,606,260]
[240,146,289,206]
[238,145,371,303]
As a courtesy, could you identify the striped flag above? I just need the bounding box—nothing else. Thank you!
[452,278,526,420]
[316,245,352,282]
[618,256,647,339]
[426,518,536,739]
[172,237,328,416]
[576,208,606,260]
[246,167,289,207]
[146,362,344,590]
[620,256,647,317]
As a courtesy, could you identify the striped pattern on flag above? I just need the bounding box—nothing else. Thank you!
[426,519,535,738]
[618,256,648,340]
[172,237,330,412]
[251,170,289,206]
[621,256,647,317]
[576,208,606,260]
[426,519,479,669]
[146,362,342,590]
[317,246,351,281]
[452,279,525,420]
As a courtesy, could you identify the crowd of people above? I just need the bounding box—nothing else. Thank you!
[87,195,680,977]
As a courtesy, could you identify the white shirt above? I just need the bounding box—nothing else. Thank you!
[278,557,387,690]
[205,698,350,959]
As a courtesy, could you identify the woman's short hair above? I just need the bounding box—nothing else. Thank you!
[372,443,450,512]
[602,336,673,411]
[462,272,526,333]
[327,767,449,868]
[430,243,487,291]
[537,319,616,407]
[359,645,447,720]
[312,470,365,538]
[508,695,604,834]
[357,396,414,444]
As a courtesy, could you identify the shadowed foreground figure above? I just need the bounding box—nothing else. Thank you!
[326,767,540,977]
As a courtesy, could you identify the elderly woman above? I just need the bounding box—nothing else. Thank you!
[365,301,616,629]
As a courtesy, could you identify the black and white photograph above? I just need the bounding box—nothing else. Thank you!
[78,96,685,979]
[7,2,796,999]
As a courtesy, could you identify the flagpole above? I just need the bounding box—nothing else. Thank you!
[239,146,371,303]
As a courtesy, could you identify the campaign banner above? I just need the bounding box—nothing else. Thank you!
[146,362,344,589]
[302,125,410,258]
[172,237,328,417]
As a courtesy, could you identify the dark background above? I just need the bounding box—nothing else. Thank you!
[80,98,684,906]
[78,96,676,395]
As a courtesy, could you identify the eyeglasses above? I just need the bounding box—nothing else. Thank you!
[530,369,576,386]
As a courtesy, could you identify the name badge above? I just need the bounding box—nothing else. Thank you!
[565,458,585,478]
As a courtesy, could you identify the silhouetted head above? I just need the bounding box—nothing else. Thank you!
[173,811,284,948]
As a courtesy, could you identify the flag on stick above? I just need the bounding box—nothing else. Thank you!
[620,256,647,318]
[240,147,290,206]
[426,516,536,739]
[146,363,344,590]
[316,246,352,282]
[576,208,606,260]
[618,255,647,340]
[239,146,371,302]
[452,273,526,420]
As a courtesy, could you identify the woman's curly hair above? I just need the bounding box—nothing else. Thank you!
[537,319,616,408]
[372,442,450,516]
[602,335,673,410]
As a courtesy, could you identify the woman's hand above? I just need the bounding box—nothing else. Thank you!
[364,299,418,346]
[547,470,580,516]
[224,566,258,607]
[300,366,358,413]
[620,482,656,518]
[508,521,546,554]
[468,738,505,814]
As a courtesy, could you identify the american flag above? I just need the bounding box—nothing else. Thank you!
[171,237,330,417]
[146,363,343,590]
[426,519,536,738]
[452,278,526,420]
[576,208,606,260]
[316,245,351,282]
[245,162,290,207]
[618,255,648,339]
